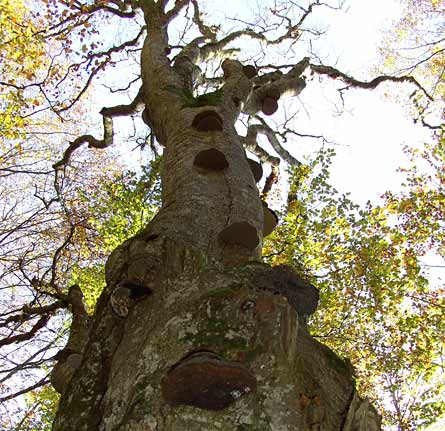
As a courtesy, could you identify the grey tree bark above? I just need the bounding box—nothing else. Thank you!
[52,2,382,430]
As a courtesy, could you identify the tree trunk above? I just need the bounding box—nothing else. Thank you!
[52,4,382,430]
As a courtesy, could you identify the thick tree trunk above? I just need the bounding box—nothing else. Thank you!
[52,4,382,430]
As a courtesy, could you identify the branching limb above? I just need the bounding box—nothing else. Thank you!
[196,0,330,60]
[243,121,281,199]
[190,0,218,41]
[0,315,49,348]
[310,63,433,101]
[164,0,190,23]
[250,116,302,167]
[244,57,309,115]
[100,86,144,117]
[262,167,279,199]
[0,375,50,403]
[55,27,146,115]
[53,87,143,169]
[0,301,66,328]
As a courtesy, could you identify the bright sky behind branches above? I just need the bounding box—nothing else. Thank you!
[192,0,430,205]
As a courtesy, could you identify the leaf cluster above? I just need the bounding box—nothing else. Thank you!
[264,148,445,430]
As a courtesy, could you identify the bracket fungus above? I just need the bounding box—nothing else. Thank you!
[262,203,279,237]
[142,109,150,126]
[253,265,319,317]
[242,65,257,79]
[247,158,263,183]
[192,110,223,132]
[51,351,83,394]
[161,351,257,410]
[194,148,229,171]
[218,221,259,250]
[261,88,281,116]
[261,96,279,116]
[110,280,152,319]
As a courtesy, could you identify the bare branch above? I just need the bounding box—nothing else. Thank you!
[250,116,302,167]
[164,0,190,23]
[0,315,49,348]
[310,63,433,101]
[52,116,113,169]
[53,86,143,169]
[0,375,50,403]
[0,301,66,328]
[190,0,218,41]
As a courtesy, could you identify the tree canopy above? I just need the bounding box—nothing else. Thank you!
[0,1,444,430]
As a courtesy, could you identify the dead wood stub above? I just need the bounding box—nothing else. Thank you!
[194,148,229,171]
[110,280,152,318]
[161,351,257,410]
[218,222,259,250]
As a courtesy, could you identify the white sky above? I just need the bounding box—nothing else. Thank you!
[195,0,432,205]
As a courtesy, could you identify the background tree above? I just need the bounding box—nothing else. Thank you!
[0,1,442,430]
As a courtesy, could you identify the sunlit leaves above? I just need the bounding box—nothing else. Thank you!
[0,0,45,145]
[264,148,445,429]
[71,158,162,309]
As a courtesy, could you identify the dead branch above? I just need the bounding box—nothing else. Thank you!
[164,0,190,23]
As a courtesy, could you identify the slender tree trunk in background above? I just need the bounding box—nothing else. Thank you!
[53,4,381,430]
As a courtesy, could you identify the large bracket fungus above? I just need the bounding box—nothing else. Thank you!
[193,148,229,171]
[262,202,279,237]
[110,279,152,319]
[260,88,281,116]
[218,221,259,251]
[192,110,223,132]
[253,265,319,317]
[51,350,83,394]
[161,351,257,410]
[247,158,263,183]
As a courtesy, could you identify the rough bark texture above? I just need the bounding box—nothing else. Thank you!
[52,2,382,430]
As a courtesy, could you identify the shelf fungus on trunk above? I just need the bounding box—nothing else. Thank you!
[161,351,257,410]
[247,158,263,183]
[142,109,150,126]
[252,265,319,317]
[242,65,257,79]
[261,88,281,116]
[262,202,279,237]
[192,110,223,132]
[110,279,152,319]
[218,221,259,250]
[50,349,83,394]
[193,148,229,171]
